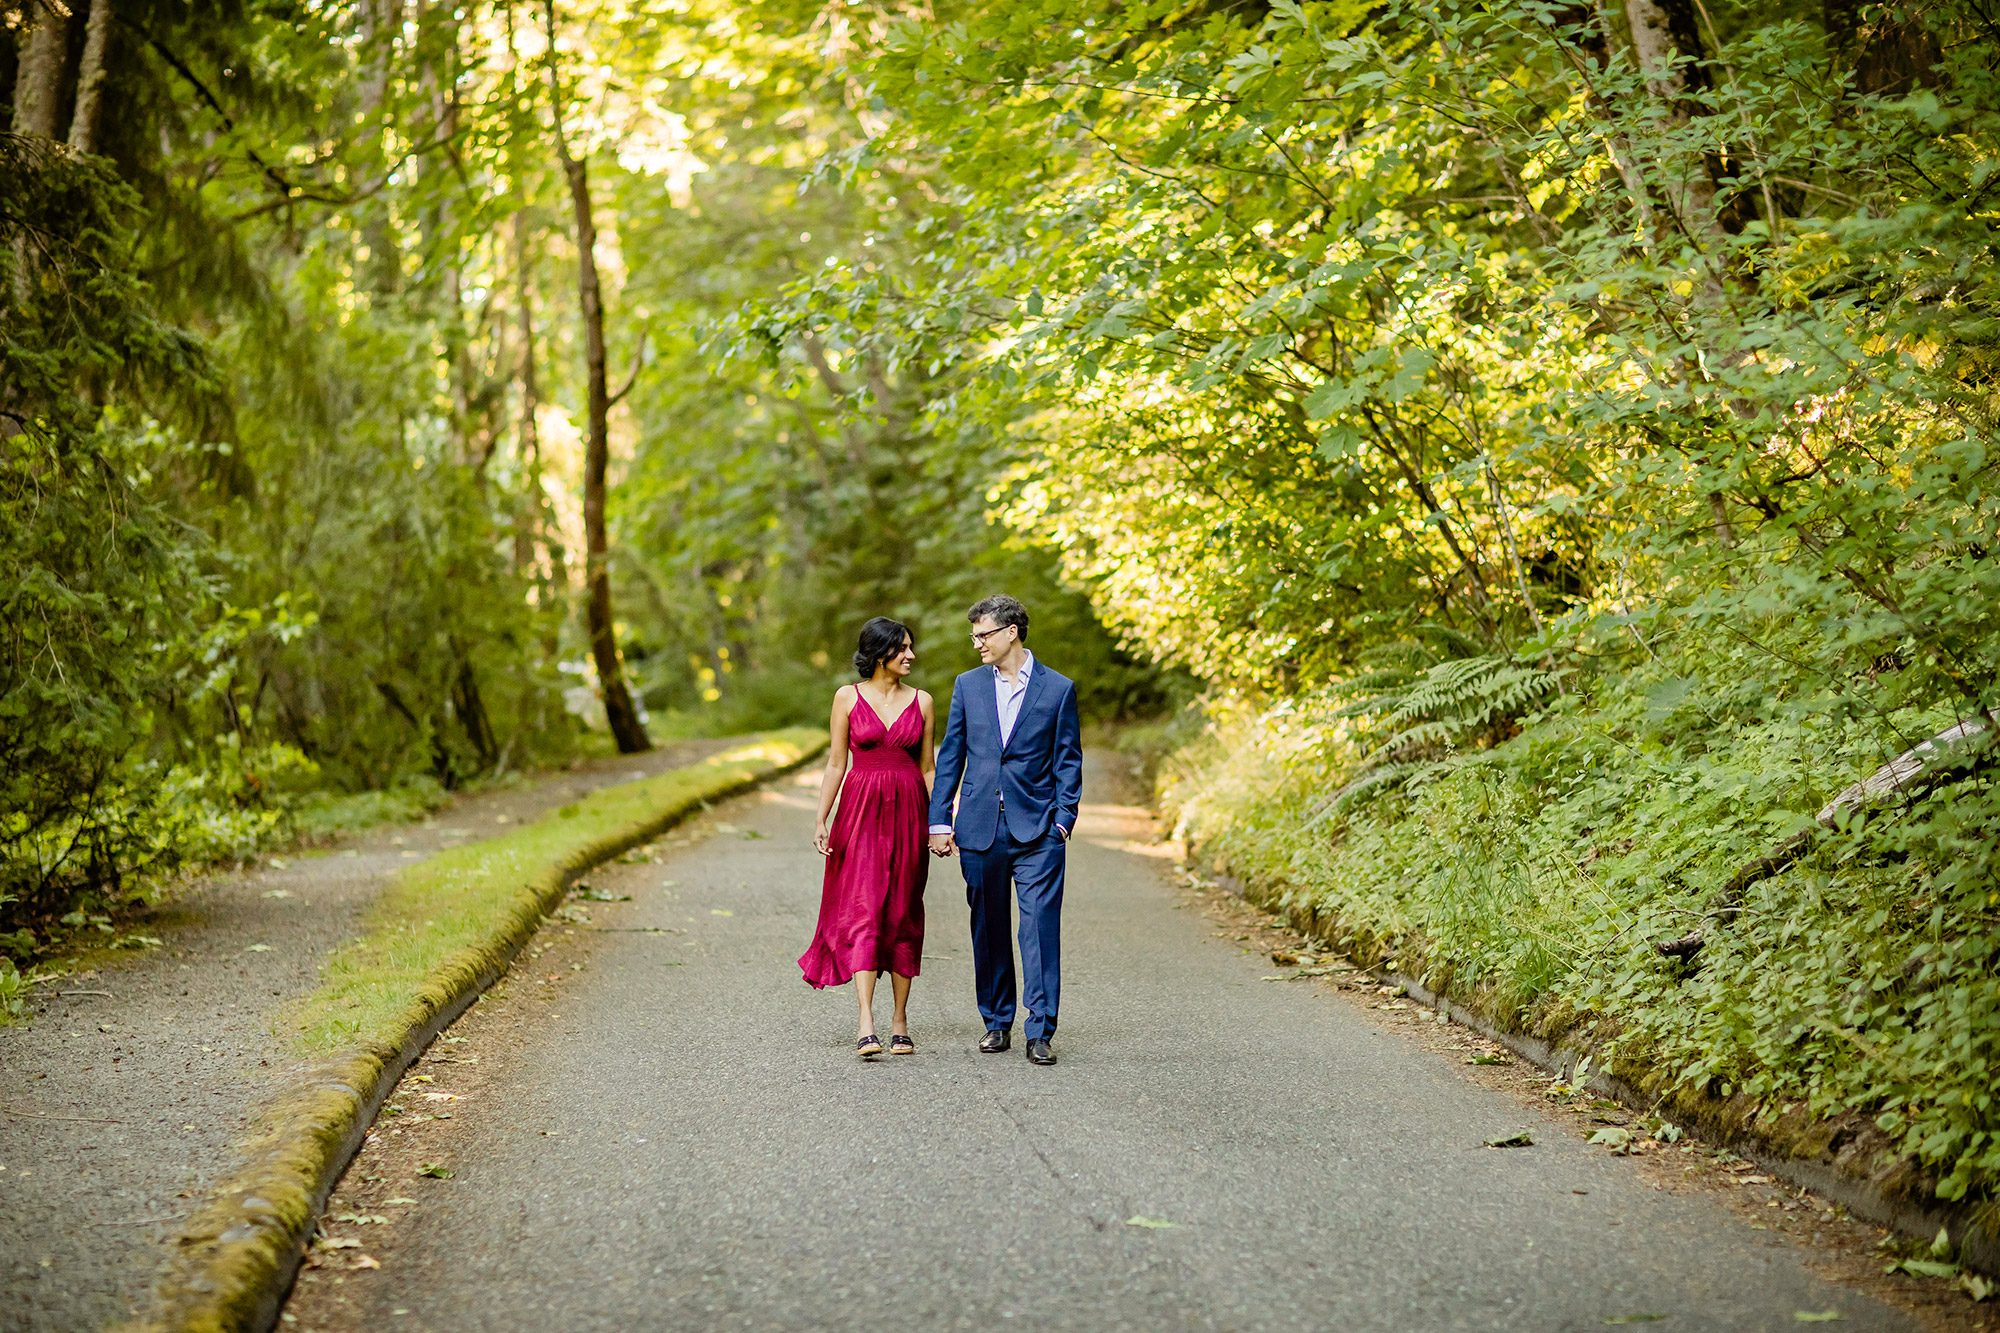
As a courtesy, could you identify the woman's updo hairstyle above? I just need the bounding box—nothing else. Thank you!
[853,617,914,679]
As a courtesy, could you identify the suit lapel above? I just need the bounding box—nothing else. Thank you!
[1002,664,1052,756]
[974,667,1003,749]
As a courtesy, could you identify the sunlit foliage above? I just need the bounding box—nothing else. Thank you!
[759,0,2000,1206]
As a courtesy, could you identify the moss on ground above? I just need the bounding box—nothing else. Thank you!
[286,728,825,1053]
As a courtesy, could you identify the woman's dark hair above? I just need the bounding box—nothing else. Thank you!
[853,617,914,678]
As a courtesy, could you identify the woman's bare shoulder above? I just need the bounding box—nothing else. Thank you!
[833,683,857,705]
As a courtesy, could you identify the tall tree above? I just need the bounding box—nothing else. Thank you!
[66,0,114,155]
[9,2,67,139]
[542,0,650,753]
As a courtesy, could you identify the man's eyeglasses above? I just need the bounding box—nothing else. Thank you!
[969,624,1015,646]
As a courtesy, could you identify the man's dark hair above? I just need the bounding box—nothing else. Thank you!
[853,616,914,678]
[967,594,1029,643]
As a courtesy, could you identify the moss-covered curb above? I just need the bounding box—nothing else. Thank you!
[121,728,827,1333]
[1188,850,2000,1280]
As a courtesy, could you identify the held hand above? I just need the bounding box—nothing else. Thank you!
[928,833,957,858]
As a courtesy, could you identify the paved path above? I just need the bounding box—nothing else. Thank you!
[0,738,730,1333]
[286,757,1916,1333]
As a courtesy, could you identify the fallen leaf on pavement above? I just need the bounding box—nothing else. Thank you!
[1484,1130,1534,1148]
[1603,1316,1666,1325]
[1793,1313,1844,1322]
[315,1237,361,1250]
[1588,1127,1635,1154]
[351,1255,381,1270]
[1884,1258,1959,1279]
[1465,1054,1511,1066]
[1124,1216,1179,1229]
[711,909,734,916]
[383,1198,417,1205]
[417,1163,453,1179]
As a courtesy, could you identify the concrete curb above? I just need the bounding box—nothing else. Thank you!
[1382,969,2000,1278]
[120,729,828,1333]
[1198,862,2000,1280]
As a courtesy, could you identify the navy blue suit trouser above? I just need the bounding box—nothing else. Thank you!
[958,826,1065,1041]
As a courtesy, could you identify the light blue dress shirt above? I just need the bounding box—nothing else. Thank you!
[994,650,1034,747]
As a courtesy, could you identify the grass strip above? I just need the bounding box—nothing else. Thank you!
[125,727,826,1333]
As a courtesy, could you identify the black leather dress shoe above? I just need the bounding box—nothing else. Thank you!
[1026,1038,1056,1066]
[978,1029,1011,1054]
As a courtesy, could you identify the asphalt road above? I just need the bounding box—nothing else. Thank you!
[286,756,1916,1333]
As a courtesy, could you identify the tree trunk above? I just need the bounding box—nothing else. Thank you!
[357,0,404,294]
[11,3,68,139]
[542,0,650,755]
[513,210,541,574]
[1620,0,1726,259]
[66,0,113,154]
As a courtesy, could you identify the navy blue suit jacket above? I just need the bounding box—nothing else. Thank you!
[928,660,1084,852]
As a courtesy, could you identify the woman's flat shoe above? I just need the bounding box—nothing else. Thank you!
[856,1034,883,1058]
[889,1034,915,1055]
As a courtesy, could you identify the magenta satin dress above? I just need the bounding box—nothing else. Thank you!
[798,696,929,987]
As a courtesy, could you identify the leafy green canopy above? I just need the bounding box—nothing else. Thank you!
[2,1,579,935]
[756,0,2000,1202]
[606,0,1178,722]
[773,0,2000,703]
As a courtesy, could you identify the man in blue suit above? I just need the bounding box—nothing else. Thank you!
[928,594,1084,1066]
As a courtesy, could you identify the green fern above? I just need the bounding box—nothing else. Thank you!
[1326,644,1565,810]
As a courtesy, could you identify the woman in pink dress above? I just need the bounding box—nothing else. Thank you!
[800,617,935,1057]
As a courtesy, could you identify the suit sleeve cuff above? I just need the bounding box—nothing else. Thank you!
[928,824,954,835]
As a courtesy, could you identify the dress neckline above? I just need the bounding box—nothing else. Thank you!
[854,687,918,734]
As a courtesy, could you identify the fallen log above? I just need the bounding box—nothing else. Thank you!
[1653,710,1999,961]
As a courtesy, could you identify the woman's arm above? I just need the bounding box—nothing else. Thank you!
[918,689,936,797]
[814,687,853,855]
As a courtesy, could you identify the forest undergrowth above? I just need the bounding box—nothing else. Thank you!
[1149,649,1999,1225]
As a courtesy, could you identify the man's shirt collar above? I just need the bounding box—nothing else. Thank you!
[993,649,1034,687]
